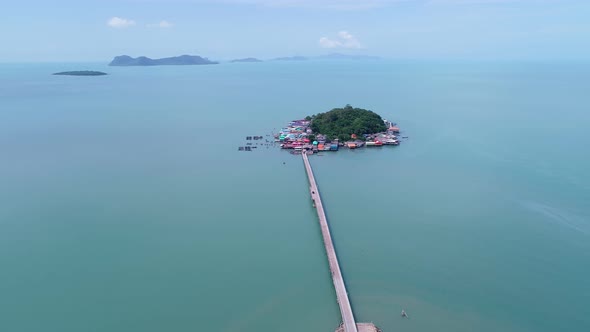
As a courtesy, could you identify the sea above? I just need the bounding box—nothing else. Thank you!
[1,60,589,332]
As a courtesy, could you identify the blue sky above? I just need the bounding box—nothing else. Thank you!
[1,0,589,61]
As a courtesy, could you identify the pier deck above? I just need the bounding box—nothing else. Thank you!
[302,152,359,332]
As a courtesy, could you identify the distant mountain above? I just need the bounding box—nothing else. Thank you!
[53,71,107,76]
[230,57,263,63]
[273,56,308,61]
[315,53,381,60]
[109,55,218,66]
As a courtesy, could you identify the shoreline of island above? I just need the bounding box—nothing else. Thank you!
[237,105,404,153]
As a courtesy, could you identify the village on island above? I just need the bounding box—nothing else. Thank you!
[239,105,403,154]
[275,118,400,154]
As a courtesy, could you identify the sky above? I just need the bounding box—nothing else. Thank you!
[0,0,589,61]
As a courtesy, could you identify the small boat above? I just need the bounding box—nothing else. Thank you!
[401,310,408,318]
[384,139,399,145]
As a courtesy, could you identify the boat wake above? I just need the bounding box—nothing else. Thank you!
[521,200,589,235]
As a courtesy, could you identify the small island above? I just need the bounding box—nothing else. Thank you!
[231,57,263,63]
[52,71,107,76]
[237,105,402,152]
[273,105,401,152]
[273,56,308,61]
[316,53,381,60]
[109,55,218,66]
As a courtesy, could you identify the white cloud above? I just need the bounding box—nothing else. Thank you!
[319,37,340,48]
[148,20,173,28]
[319,31,362,49]
[107,17,136,28]
[337,31,361,48]
[158,20,173,28]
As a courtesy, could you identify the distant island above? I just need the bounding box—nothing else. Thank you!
[109,55,218,66]
[53,71,107,76]
[316,53,381,60]
[231,57,263,63]
[270,54,380,61]
[273,56,308,61]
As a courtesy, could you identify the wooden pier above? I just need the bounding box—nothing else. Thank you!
[302,152,379,332]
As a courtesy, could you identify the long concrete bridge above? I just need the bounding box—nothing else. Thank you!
[302,152,380,332]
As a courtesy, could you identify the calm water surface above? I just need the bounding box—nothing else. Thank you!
[1,61,589,332]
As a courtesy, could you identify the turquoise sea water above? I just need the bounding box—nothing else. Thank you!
[1,61,589,332]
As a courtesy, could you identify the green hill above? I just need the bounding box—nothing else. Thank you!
[309,105,387,141]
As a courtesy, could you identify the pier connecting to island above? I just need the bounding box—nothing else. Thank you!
[238,106,403,330]
[302,152,380,332]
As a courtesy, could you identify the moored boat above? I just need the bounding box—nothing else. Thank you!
[384,139,399,145]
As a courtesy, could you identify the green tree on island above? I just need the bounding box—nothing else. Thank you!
[309,105,387,141]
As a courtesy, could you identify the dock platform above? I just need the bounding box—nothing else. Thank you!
[336,323,381,332]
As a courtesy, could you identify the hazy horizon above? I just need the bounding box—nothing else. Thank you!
[1,0,589,62]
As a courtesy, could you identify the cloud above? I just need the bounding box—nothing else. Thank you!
[158,20,173,28]
[319,31,362,49]
[107,17,136,28]
[319,37,340,48]
[148,20,173,28]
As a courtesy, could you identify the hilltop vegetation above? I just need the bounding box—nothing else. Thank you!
[308,105,387,141]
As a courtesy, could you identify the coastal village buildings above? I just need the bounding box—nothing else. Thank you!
[276,119,400,153]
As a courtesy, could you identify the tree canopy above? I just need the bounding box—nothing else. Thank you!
[309,105,387,141]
